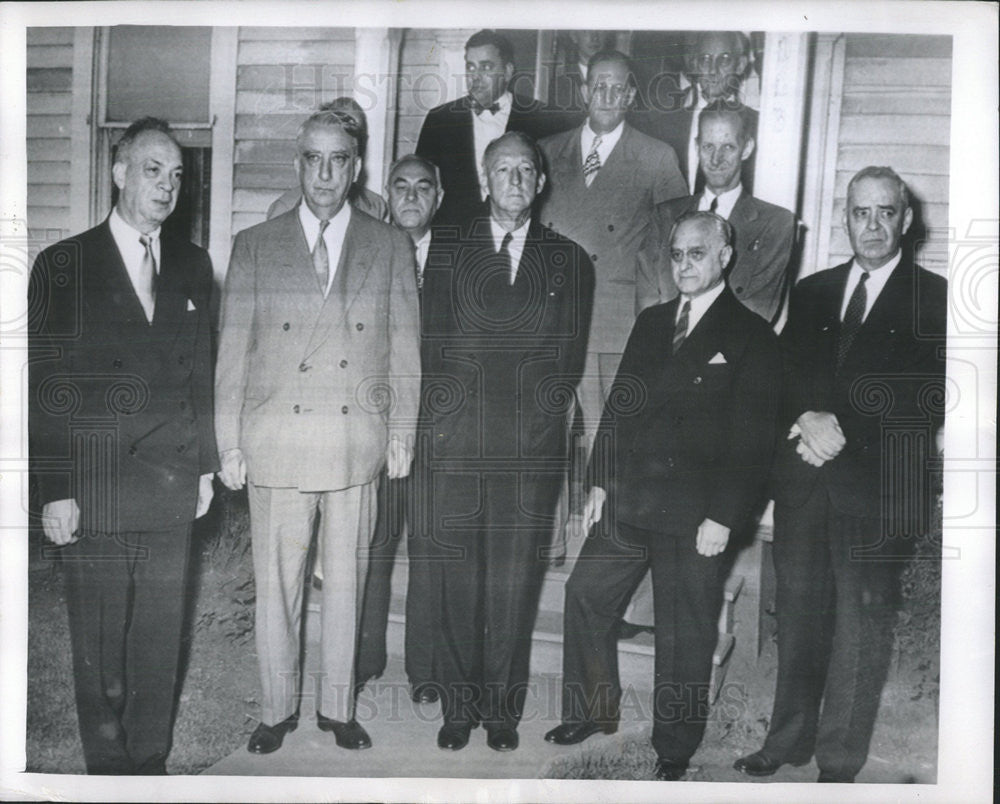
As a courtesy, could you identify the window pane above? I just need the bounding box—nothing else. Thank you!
[106,26,212,123]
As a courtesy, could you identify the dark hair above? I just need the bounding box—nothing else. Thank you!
[296,108,363,152]
[847,166,911,211]
[482,130,544,174]
[698,100,754,142]
[114,117,176,165]
[670,210,734,249]
[387,153,442,189]
[465,29,514,65]
[585,49,637,90]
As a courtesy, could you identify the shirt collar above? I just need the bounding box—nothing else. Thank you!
[700,183,743,218]
[843,250,902,318]
[489,215,530,252]
[582,119,625,152]
[298,197,351,245]
[679,280,726,329]
[110,206,160,244]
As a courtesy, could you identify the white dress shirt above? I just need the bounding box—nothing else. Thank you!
[473,91,513,199]
[679,279,726,335]
[840,250,902,322]
[698,183,743,219]
[489,216,530,284]
[298,200,352,297]
[579,120,625,171]
[109,206,160,323]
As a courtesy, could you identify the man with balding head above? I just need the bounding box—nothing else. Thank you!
[633,30,758,194]
[637,101,795,324]
[735,167,946,783]
[215,109,420,754]
[546,211,781,782]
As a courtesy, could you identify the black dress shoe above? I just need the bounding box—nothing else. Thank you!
[543,721,616,745]
[411,683,439,704]
[247,713,299,754]
[486,726,519,752]
[437,723,473,751]
[654,760,688,781]
[316,713,372,749]
[733,749,810,776]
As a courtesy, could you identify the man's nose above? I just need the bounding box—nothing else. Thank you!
[404,185,417,201]
[866,212,880,230]
[319,158,332,181]
[510,169,522,186]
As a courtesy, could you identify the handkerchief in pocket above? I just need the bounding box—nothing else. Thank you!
[708,352,727,364]
[186,299,197,312]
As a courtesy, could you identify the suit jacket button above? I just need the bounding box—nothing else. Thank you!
[608,224,615,232]
[128,446,137,456]
[591,254,598,262]
[293,404,300,413]
[299,362,308,372]
[113,359,123,368]
[283,322,290,331]
[356,322,364,331]
[176,444,186,453]
[341,405,349,414]
[178,355,185,365]
[693,376,702,384]
[735,286,744,294]
[339,359,348,368]
[179,400,187,410]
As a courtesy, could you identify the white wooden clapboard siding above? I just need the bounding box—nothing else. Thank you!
[231,27,355,235]
[394,28,452,161]
[830,34,952,276]
[26,27,74,244]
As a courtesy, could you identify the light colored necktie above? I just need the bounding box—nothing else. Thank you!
[673,299,691,354]
[313,220,330,294]
[583,135,603,187]
[138,234,157,322]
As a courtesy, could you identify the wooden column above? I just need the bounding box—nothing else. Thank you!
[354,28,403,193]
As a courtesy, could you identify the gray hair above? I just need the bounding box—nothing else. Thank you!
[847,166,911,211]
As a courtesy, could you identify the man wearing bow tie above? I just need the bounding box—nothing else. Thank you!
[416,29,556,225]
[545,211,781,782]
[29,117,218,774]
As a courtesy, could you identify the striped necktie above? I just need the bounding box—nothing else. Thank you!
[837,271,869,369]
[313,220,330,295]
[583,135,603,187]
[673,299,691,354]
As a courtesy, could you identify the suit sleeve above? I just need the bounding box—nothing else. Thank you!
[742,208,797,326]
[651,144,687,205]
[705,320,782,530]
[191,252,220,473]
[634,205,678,314]
[386,229,422,443]
[214,231,256,454]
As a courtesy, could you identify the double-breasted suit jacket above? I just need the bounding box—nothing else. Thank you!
[30,219,218,533]
[637,191,797,324]
[214,208,421,491]
[416,93,557,226]
[538,123,687,356]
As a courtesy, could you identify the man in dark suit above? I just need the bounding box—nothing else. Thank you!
[215,109,420,755]
[543,211,781,782]
[538,49,686,554]
[419,131,594,752]
[416,29,556,225]
[735,167,947,783]
[637,102,796,325]
[29,117,218,774]
[632,31,758,195]
[355,154,443,704]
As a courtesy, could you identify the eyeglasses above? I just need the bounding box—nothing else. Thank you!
[694,52,738,72]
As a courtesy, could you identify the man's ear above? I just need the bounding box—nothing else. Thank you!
[503,60,515,86]
[902,205,914,237]
[536,171,546,195]
[720,244,734,269]
[434,188,445,213]
[353,156,362,184]
[740,136,756,162]
[580,81,592,107]
[112,161,126,191]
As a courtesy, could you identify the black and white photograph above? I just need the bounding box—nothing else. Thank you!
[0,1,995,802]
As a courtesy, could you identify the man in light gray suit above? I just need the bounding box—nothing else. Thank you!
[538,50,686,548]
[215,109,420,754]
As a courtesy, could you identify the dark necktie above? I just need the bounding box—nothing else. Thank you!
[673,299,691,354]
[313,220,330,294]
[837,271,869,369]
[472,99,501,115]
[138,234,157,322]
[499,232,514,284]
[709,195,718,213]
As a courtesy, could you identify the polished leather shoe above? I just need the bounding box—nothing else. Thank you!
[316,713,372,749]
[654,760,687,781]
[486,726,519,752]
[437,723,473,751]
[411,683,439,704]
[543,721,616,745]
[734,750,810,776]
[247,713,298,754]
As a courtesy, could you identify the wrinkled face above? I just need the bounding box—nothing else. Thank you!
[295,122,360,220]
[670,218,732,297]
[112,130,183,233]
[843,176,913,271]
[697,115,753,193]
[583,58,636,134]
[387,161,442,237]
[691,33,747,101]
[465,44,514,108]
[484,138,545,221]
[571,30,613,62]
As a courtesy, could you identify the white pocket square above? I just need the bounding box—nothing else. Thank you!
[708,352,727,364]
[186,299,197,312]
